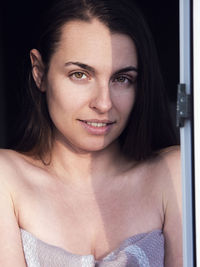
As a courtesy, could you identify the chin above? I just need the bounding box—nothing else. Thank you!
[56,131,118,153]
[81,144,108,152]
[77,139,115,153]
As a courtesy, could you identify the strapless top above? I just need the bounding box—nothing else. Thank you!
[20,229,164,267]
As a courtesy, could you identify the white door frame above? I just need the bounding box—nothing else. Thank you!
[193,0,200,265]
[180,0,195,266]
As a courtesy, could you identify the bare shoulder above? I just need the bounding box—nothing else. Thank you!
[0,148,24,167]
[151,146,181,187]
[0,149,26,184]
[126,146,181,197]
[0,148,22,206]
[150,146,181,216]
[0,149,19,182]
[156,145,180,166]
[0,149,37,193]
[154,146,182,266]
[0,149,28,265]
[158,145,180,166]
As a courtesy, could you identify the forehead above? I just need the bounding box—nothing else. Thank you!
[51,19,137,70]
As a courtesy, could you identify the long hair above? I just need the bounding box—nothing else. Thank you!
[15,0,177,161]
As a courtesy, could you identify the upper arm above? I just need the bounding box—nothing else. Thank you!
[161,148,183,266]
[0,151,27,266]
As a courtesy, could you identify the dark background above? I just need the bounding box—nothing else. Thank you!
[0,0,179,148]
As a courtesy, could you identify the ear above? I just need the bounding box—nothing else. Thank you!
[30,49,46,92]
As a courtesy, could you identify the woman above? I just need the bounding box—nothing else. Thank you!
[0,0,182,266]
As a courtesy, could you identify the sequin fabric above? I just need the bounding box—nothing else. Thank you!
[21,229,164,267]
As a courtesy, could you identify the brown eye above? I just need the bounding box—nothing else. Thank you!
[114,76,131,84]
[116,76,127,83]
[69,71,90,82]
[74,72,85,79]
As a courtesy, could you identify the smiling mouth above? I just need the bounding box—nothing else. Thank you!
[85,122,108,127]
[78,120,116,128]
[78,119,116,135]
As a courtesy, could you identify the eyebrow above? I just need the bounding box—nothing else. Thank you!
[65,61,95,73]
[114,66,138,75]
[64,61,138,74]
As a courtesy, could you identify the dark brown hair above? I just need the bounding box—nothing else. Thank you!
[15,0,177,161]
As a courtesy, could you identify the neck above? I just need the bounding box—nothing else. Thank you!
[45,138,123,186]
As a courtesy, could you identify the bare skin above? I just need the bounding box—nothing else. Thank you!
[0,19,182,266]
[0,147,182,266]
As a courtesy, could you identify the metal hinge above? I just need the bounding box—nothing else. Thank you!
[176,83,191,127]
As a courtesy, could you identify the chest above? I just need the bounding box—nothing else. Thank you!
[16,174,163,259]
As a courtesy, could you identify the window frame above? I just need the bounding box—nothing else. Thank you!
[193,0,200,264]
[179,0,196,266]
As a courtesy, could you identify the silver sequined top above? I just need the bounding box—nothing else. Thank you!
[21,228,164,267]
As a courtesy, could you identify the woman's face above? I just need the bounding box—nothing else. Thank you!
[33,19,138,152]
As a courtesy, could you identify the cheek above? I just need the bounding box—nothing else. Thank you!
[46,81,85,117]
[113,90,135,118]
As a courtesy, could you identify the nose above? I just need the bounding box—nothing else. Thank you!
[89,82,113,113]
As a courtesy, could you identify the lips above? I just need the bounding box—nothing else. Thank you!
[78,119,116,134]
[85,121,108,127]
[80,119,115,123]
[78,119,115,125]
